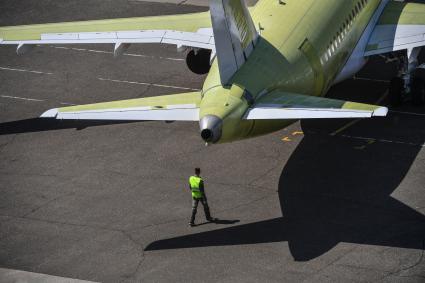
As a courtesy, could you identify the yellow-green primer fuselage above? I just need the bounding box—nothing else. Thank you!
[201,0,381,143]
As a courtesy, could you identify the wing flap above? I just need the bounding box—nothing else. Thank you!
[0,12,211,40]
[0,12,214,51]
[244,91,388,120]
[41,92,202,121]
[365,2,425,56]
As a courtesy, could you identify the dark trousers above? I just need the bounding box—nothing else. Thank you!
[190,197,212,223]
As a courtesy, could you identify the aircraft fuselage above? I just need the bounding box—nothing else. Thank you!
[199,0,387,143]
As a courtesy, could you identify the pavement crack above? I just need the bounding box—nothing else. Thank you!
[379,238,425,281]
[119,230,146,282]
[21,190,75,218]
[0,134,17,154]
[178,0,189,5]
[247,149,285,186]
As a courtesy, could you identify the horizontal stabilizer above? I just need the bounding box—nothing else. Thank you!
[41,92,202,121]
[244,91,388,120]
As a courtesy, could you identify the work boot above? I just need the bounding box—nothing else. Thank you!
[204,206,212,221]
[190,209,196,223]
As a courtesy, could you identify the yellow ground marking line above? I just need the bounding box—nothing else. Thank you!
[281,131,303,142]
[330,119,359,136]
[341,134,424,147]
[292,131,304,136]
[354,138,376,150]
[330,90,389,136]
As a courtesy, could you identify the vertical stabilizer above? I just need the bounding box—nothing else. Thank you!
[209,0,259,85]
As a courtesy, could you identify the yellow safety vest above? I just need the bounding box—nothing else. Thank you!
[189,176,203,198]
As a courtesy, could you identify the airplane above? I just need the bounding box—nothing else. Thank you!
[1,0,424,144]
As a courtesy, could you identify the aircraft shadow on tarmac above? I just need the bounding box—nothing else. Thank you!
[145,116,425,260]
[0,118,140,135]
[145,57,425,260]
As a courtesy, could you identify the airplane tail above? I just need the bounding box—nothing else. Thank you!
[209,0,259,85]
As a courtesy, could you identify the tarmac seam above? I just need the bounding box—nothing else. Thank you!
[2,214,123,234]
[378,238,425,281]
[1,212,146,279]
[311,246,358,279]
[0,134,17,154]
[21,189,76,218]
[119,231,146,282]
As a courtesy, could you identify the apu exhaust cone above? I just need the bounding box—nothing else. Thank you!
[199,115,223,143]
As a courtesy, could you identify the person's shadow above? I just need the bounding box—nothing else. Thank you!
[192,219,240,227]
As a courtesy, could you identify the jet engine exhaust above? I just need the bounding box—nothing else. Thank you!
[199,115,222,143]
[186,49,211,75]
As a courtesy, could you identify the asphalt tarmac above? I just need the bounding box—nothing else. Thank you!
[0,1,424,282]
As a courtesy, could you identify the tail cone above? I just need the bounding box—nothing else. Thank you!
[199,115,222,143]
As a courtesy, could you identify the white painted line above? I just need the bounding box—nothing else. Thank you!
[0,66,53,75]
[41,45,184,61]
[353,76,390,83]
[390,110,425,117]
[98,77,200,91]
[59,102,77,106]
[0,95,74,106]
[1,95,44,102]
[0,267,98,283]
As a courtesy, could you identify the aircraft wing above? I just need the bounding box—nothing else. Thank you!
[365,2,425,56]
[40,92,202,121]
[0,12,214,55]
[244,91,387,120]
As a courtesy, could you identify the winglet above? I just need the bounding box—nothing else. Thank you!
[40,108,58,118]
[209,0,259,85]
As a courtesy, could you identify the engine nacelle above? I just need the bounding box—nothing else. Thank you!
[186,49,211,75]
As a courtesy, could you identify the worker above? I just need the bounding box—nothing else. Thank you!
[188,167,214,226]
